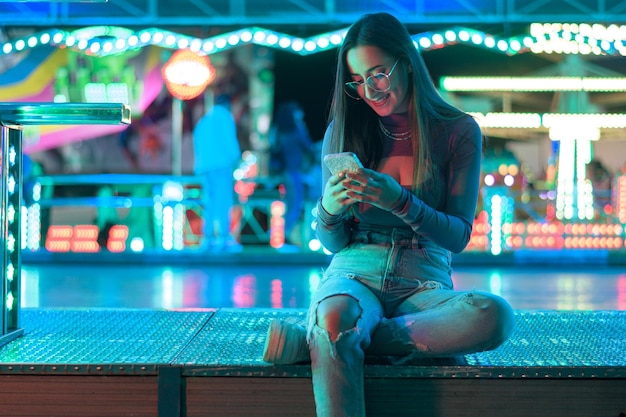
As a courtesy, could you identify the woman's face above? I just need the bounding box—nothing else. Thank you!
[345,45,410,116]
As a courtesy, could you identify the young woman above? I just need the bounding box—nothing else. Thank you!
[264,12,515,416]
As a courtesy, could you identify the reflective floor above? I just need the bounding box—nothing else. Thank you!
[21,261,626,311]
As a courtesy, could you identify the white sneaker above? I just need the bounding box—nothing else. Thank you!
[262,317,310,364]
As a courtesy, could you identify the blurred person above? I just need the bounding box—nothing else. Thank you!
[192,92,242,252]
[587,158,612,218]
[269,101,316,245]
[117,123,140,171]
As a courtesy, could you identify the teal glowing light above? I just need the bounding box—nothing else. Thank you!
[4,23,624,58]
[6,293,14,311]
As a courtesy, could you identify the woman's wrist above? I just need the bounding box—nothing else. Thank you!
[390,188,409,213]
[317,198,343,225]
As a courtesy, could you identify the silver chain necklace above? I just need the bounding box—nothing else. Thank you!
[378,120,412,141]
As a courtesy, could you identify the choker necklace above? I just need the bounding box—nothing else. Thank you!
[378,120,412,141]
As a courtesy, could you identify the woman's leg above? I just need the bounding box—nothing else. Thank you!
[308,276,384,417]
[367,289,515,358]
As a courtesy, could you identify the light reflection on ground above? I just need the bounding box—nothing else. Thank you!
[21,264,625,311]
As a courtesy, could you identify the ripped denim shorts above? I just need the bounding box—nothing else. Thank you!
[311,227,453,317]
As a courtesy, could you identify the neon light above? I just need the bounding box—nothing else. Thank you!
[549,125,599,220]
[6,264,14,282]
[489,194,503,255]
[616,176,626,224]
[441,76,626,92]
[162,49,215,100]
[6,293,14,311]
[173,203,185,251]
[269,201,286,248]
[270,279,283,309]
[162,206,174,251]
[3,22,624,59]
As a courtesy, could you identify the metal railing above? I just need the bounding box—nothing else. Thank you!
[0,102,130,347]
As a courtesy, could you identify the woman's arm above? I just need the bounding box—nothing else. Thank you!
[314,125,354,253]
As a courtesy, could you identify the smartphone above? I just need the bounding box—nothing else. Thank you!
[323,152,364,175]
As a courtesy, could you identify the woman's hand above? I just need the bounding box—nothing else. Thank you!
[320,172,357,216]
[342,168,404,211]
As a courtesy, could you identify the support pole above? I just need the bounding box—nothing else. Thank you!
[0,123,24,347]
[0,102,130,347]
[172,98,183,176]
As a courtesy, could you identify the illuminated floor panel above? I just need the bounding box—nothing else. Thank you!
[1,308,624,374]
[0,309,213,366]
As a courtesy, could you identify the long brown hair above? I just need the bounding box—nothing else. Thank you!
[327,12,469,192]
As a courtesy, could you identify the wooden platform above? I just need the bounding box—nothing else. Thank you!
[0,308,624,417]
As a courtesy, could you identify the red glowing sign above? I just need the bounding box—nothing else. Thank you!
[162,49,215,100]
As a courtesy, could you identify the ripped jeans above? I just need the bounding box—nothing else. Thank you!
[306,228,515,417]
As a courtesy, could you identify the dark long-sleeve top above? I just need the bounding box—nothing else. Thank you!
[316,114,483,254]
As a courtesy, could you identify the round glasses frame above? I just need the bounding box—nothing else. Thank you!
[344,58,400,100]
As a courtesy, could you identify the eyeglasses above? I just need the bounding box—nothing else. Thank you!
[344,58,400,100]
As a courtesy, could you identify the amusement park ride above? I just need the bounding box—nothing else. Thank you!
[442,54,626,257]
[2,22,625,260]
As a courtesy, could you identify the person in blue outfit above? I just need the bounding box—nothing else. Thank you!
[269,101,316,245]
[263,12,515,417]
[192,92,242,252]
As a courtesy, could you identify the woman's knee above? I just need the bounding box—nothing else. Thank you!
[476,293,515,346]
[493,295,516,341]
[315,295,361,341]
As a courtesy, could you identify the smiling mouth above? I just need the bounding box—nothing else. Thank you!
[368,93,389,104]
